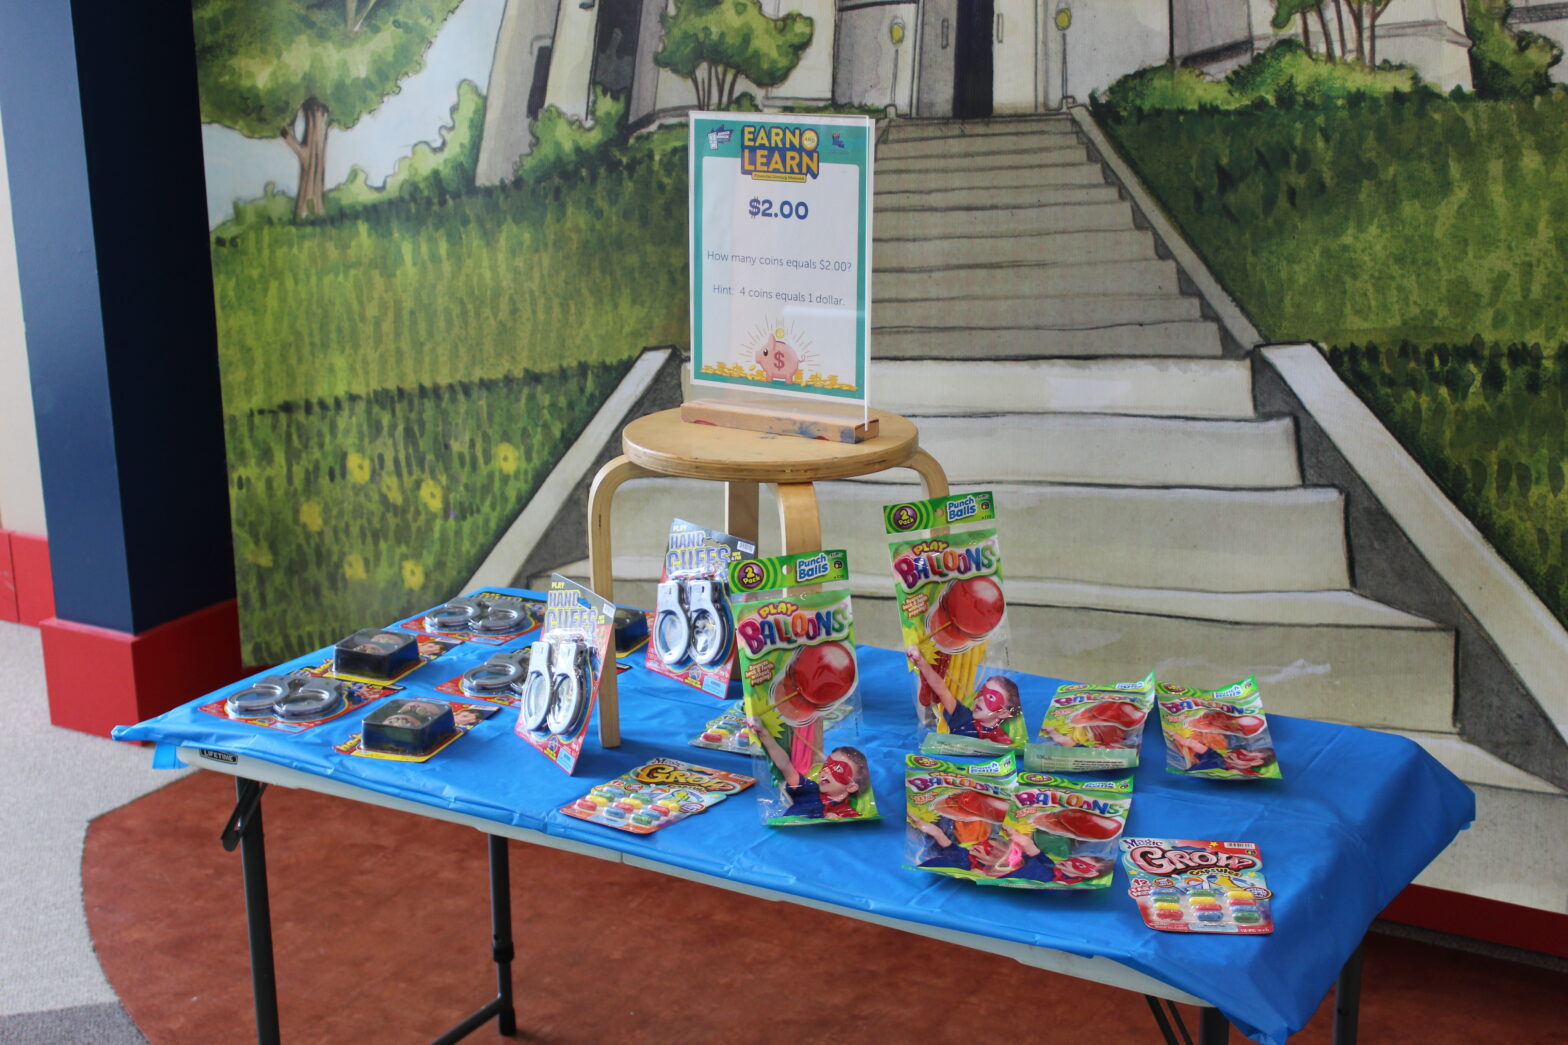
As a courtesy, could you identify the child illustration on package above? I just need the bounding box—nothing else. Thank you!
[884,492,1020,756]
[1157,677,1281,780]
[729,550,879,826]
[984,772,1132,890]
[904,753,1019,881]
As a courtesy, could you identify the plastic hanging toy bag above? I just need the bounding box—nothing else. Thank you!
[884,492,1020,756]
[1157,677,1282,780]
[1027,673,1157,772]
[729,550,879,826]
[904,752,1018,882]
[985,772,1133,889]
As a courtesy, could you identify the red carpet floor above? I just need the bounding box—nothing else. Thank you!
[85,772,1566,1044]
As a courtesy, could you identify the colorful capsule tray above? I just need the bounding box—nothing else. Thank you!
[1120,838,1274,934]
[561,757,756,835]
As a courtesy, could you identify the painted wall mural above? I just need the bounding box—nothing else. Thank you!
[196,0,1564,914]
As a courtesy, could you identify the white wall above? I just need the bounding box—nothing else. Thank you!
[0,104,47,537]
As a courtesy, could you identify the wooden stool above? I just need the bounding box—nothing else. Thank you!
[586,408,948,746]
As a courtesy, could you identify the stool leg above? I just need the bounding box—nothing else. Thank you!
[906,449,949,500]
[587,455,653,748]
[776,483,822,555]
[725,481,761,546]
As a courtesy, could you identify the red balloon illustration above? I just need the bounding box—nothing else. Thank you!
[928,576,1006,652]
[771,641,857,725]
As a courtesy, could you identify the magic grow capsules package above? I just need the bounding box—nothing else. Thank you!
[1028,673,1157,772]
[1157,677,1281,780]
[729,551,879,826]
[884,492,1020,757]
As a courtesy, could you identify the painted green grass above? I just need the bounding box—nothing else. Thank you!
[1101,93,1568,346]
[214,142,690,662]
[228,364,629,663]
[210,144,689,414]
[1332,341,1568,622]
[1101,94,1568,625]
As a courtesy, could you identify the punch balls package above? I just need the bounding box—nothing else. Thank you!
[884,492,1021,757]
[987,772,1133,890]
[1157,677,1281,780]
[730,551,879,826]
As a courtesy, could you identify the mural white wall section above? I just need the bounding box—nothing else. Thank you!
[0,106,46,537]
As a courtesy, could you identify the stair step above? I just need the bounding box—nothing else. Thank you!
[879,147,1089,174]
[877,259,1181,302]
[1413,782,1566,912]
[872,358,1256,418]
[878,163,1106,193]
[874,230,1156,270]
[543,565,1455,734]
[878,183,1123,211]
[874,321,1224,359]
[886,201,1134,238]
[882,293,1201,330]
[879,139,1091,165]
[884,119,1078,143]
[581,479,1348,593]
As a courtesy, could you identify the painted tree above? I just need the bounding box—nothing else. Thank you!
[193,0,461,218]
[655,0,815,110]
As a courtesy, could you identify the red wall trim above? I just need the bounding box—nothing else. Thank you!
[40,598,241,738]
[10,530,55,626]
[0,531,18,622]
[1381,883,1568,958]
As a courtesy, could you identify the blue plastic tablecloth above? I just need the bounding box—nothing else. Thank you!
[114,593,1473,1045]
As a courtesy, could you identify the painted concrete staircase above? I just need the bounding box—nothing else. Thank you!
[535,116,1564,909]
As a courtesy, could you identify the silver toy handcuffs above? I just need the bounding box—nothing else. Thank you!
[460,647,532,696]
[227,674,347,720]
[516,638,592,735]
[424,597,529,635]
[653,580,691,668]
[653,578,732,668]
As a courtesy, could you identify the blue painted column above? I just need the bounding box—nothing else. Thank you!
[0,0,232,635]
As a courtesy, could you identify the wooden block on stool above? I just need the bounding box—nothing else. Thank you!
[680,399,880,443]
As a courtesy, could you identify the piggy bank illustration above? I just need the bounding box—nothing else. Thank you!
[755,333,800,383]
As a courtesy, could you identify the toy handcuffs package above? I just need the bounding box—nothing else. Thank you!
[729,550,879,826]
[1158,677,1281,780]
[412,590,543,645]
[646,518,757,697]
[562,757,756,834]
[989,772,1132,889]
[1028,673,1158,772]
[1121,838,1275,933]
[904,753,1017,882]
[210,669,373,730]
[884,492,1020,756]
[513,576,615,775]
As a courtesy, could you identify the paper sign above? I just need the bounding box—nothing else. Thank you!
[689,112,872,408]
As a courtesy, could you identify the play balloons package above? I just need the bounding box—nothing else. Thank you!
[729,550,879,826]
[1157,677,1282,780]
[904,753,1018,882]
[988,772,1133,889]
[884,492,1021,757]
[1027,673,1158,772]
[1121,838,1275,933]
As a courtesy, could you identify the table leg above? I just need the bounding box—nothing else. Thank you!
[489,835,517,1036]
[725,481,760,546]
[587,455,653,749]
[225,779,280,1045]
[1144,996,1185,1045]
[1199,1007,1230,1044]
[1333,944,1364,1045]
[776,483,822,555]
